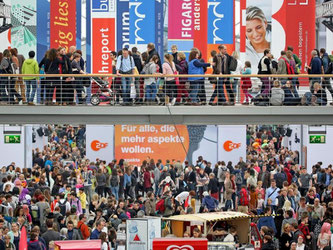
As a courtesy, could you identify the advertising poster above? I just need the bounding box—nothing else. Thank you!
[36,0,50,62]
[217,125,246,166]
[155,0,164,58]
[50,0,77,51]
[240,0,315,73]
[90,0,116,74]
[148,218,161,250]
[207,0,235,59]
[116,0,130,51]
[168,0,194,55]
[115,125,217,165]
[126,220,148,250]
[11,0,36,58]
[285,0,315,72]
[129,0,155,52]
[193,0,207,61]
[86,125,115,163]
[0,0,12,52]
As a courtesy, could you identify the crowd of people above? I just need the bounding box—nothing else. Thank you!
[0,43,333,106]
[0,124,332,249]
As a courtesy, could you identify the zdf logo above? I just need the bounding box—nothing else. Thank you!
[91,140,108,151]
[223,140,241,152]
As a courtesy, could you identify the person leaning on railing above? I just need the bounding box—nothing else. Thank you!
[21,51,39,105]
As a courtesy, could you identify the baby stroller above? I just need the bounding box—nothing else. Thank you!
[90,77,114,106]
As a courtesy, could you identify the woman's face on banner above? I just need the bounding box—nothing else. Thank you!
[246,18,267,46]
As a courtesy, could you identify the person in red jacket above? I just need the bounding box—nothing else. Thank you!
[143,167,154,195]
[77,214,90,240]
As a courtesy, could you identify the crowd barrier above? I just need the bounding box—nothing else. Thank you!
[0,74,332,106]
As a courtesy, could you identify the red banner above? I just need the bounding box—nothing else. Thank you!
[193,0,207,61]
[50,0,77,51]
[92,18,116,74]
[286,0,316,72]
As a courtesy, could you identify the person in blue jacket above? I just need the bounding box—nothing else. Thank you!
[188,50,210,105]
[257,206,277,235]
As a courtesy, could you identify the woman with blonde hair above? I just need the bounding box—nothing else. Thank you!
[280,223,293,250]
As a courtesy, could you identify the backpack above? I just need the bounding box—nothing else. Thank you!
[229,56,238,71]
[281,57,295,75]
[155,198,166,213]
[58,200,67,216]
[275,172,286,189]
[239,189,249,206]
[235,172,243,185]
[30,204,39,221]
[110,175,119,187]
[219,168,227,181]
[76,226,84,240]
[120,55,133,72]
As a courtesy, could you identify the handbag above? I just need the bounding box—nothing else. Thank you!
[130,81,136,99]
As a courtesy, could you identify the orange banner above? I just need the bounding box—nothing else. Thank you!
[115,125,189,165]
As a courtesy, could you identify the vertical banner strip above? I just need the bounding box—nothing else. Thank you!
[37,0,50,62]
[286,0,316,73]
[76,0,82,50]
[116,0,129,51]
[129,0,155,52]
[155,0,164,58]
[193,0,207,61]
[86,0,91,73]
[11,0,37,57]
[50,0,77,51]
[240,0,246,53]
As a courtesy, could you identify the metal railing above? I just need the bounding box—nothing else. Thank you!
[0,74,332,107]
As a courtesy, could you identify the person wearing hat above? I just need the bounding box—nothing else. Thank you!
[201,191,218,212]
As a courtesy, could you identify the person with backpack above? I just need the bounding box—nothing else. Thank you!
[131,47,143,104]
[54,193,70,217]
[76,214,90,240]
[257,49,273,98]
[143,55,159,105]
[163,190,174,217]
[277,51,293,85]
[116,47,135,105]
[110,170,120,200]
[214,44,236,105]
[238,185,249,213]
[175,52,189,104]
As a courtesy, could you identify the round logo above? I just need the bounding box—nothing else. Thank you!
[91,140,108,151]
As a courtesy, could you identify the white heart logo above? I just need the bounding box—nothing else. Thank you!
[166,245,195,250]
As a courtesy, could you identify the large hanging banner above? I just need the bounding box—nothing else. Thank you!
[168,0,194,56]
[86,125,115,163]
[116,0,129,51]
[36,0,50,62]
[114,125,218,166]
[240,0,315,73]
[217,125,247,166]
[50,0,77,51]
[0,0,12,52]
[207,0,235,59]
[129,0,155,52]
[90,0,116,74]
[11,0,37,58]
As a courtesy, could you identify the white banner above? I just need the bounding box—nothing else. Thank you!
[217,125,247,165]
[86,125,114,163]
[127,219,148,250]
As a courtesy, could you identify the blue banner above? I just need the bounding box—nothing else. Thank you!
[207,0,234,45]
[117,0,130,51]
[155,0,164,58]
[36,0,50,62]
[129,0,155,50]
[76,0,82,50]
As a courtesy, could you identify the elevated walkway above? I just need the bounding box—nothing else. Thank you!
[1,106,333,125]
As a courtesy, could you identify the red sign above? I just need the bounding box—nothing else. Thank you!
[193,0,207,61]
[286,0,316,73]
[92,18,115,74]
[153,238,208,250]
[50,0,77,51]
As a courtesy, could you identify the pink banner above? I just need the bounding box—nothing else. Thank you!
[168,0,194,39]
